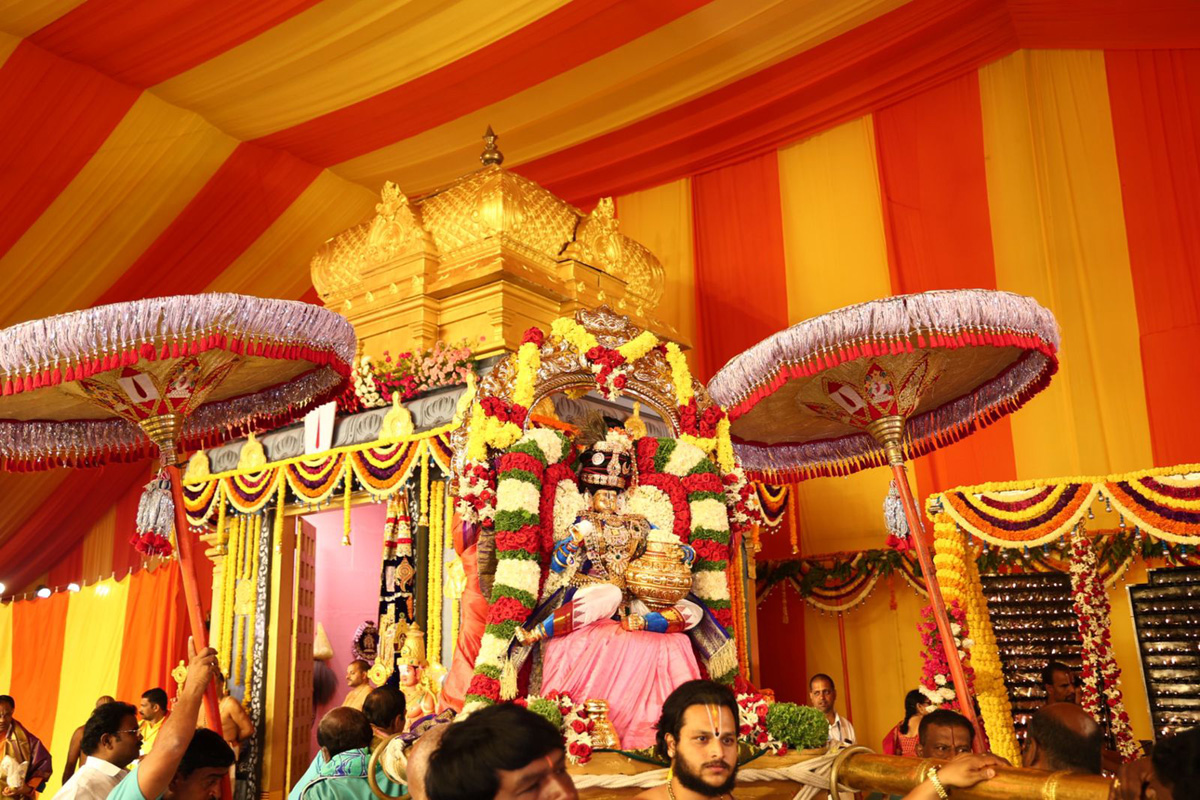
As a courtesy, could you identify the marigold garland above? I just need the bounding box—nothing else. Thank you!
[426,480,445,666]
[934,519,1019,763]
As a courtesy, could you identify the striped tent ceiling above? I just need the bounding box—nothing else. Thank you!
[0,0,1195,588]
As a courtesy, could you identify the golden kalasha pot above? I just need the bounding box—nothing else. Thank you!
[584,699,621,750]
[624,538,692,611]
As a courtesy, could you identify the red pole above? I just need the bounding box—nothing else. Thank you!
[166,464,224,736]
[836,611,853,723]
[889,461,984,752]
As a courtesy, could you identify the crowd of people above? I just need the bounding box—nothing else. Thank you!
[6,649,1197,800]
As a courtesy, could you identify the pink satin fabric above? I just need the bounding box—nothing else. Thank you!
[541,619,701,749]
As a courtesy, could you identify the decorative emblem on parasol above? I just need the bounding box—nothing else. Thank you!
[0,293,355,747]
[708,288,1060,748]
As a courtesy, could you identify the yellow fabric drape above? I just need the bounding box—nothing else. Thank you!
[614,178,696,357]
[0,90,237,326]
[80,508,116,584]
[155,0,573,140]
[776,116,895,553]
[206,170,376,299]
[337,0,908,191]
[0,601,11,691]
[45,577,129,795]
[0,0,87,38]
[0,30,20,65]
[980,50,1153,481]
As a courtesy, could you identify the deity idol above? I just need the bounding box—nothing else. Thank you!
[396,624,438,732]
[515,428,702,644]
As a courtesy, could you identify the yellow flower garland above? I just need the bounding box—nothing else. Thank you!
[933,519,1020,763]
[427,480,445,666]
[617,330,659,361]
[513,342,541,409]
[665,342,693,405]
[550,318,599,354]
[342,464,353,546]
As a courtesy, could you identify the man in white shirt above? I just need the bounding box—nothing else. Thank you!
[809,673,856,746]
[53,701,141,800]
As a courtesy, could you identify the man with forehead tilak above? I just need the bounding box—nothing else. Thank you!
[634,681,740,800]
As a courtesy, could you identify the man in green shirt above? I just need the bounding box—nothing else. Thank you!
[298,707,404,800]
[108,641,235,800]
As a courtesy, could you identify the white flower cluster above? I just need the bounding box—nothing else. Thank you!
[352,355,384,408]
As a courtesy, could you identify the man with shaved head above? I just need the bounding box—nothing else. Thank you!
[62,697,117,785]
[404,724,448,800]
[294,708,403,800]
[1023,703,1102,774]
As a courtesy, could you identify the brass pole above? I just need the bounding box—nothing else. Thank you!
[867,415,984,752]
[838,753,1112,800]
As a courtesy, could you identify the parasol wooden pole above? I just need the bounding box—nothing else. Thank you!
[836,611,853,723]
[166,463,225,738]
[869,417,984,752]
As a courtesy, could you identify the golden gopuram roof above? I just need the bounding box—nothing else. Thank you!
[310,129,678,358]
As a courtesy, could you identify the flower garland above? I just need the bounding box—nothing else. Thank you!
[337,341,473,414]
[464,429,572,709]
[916,600,975,713]
[933,520,1019,764]
[930,462,1200,547]
[736,692,788,754]
[515,692,595,764]
[1068,526,1141,761]
[427,479,445,666]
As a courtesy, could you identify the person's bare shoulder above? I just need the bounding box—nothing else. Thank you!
[630,786,670,800]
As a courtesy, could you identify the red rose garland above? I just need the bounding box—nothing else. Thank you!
[1068,527,1141,761]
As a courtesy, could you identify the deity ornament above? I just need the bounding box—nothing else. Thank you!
[396,624,438,731]
[584,699,621,750]
[514,428,701,645]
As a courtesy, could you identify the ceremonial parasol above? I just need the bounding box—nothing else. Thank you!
[0,294,355,739]
[708,289,1059,744]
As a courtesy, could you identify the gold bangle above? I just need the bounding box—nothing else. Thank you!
[928,767,950,800]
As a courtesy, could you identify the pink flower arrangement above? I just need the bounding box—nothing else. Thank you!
[917,601,975,711]
[340,340,473,410]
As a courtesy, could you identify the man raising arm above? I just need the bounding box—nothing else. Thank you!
[109,640,234,800]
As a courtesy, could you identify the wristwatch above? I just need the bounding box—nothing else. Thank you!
[928,766,950,800]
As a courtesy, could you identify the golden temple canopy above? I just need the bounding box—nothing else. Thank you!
[311,131,673,358]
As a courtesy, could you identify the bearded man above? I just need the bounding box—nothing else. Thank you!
[633,680,739,800]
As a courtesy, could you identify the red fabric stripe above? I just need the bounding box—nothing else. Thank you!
[11,591,69,749]
[29,0,323,87]
[692,153,789,383]
[873,73,1018,497]
[0,40,138,260]
[1009,0,1200,49]
[0,463,150,593]
[1106,50,1200,467]
[518,0,1017,206]
[47,540,83,589]
[255,0,706,165]
[94,142,320,305]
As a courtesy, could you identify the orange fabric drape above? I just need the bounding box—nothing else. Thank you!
[0,39,137,259]
[9,591,69,749]
[691,152,790,382]
[1106,49,1200,467]
[116,564,185,704]
[873,73,1018,499]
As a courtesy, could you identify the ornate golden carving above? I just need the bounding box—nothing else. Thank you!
[310,131,683,358]
[566,198,664,308]
[237,432,267,472]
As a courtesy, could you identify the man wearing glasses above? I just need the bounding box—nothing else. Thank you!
[53,701,142,800]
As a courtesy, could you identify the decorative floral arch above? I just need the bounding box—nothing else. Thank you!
[454,308,762,709]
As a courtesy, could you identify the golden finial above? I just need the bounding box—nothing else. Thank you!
[624,402,647,438]
[480,126,504,166]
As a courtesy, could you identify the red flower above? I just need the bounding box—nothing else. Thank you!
[570,719,587,734]
[496,527,540,553]
[489,596,532,625]
[467,675,500,700]
[612,374,627,390]
[521,327,545,346]
[692,539,728,561]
